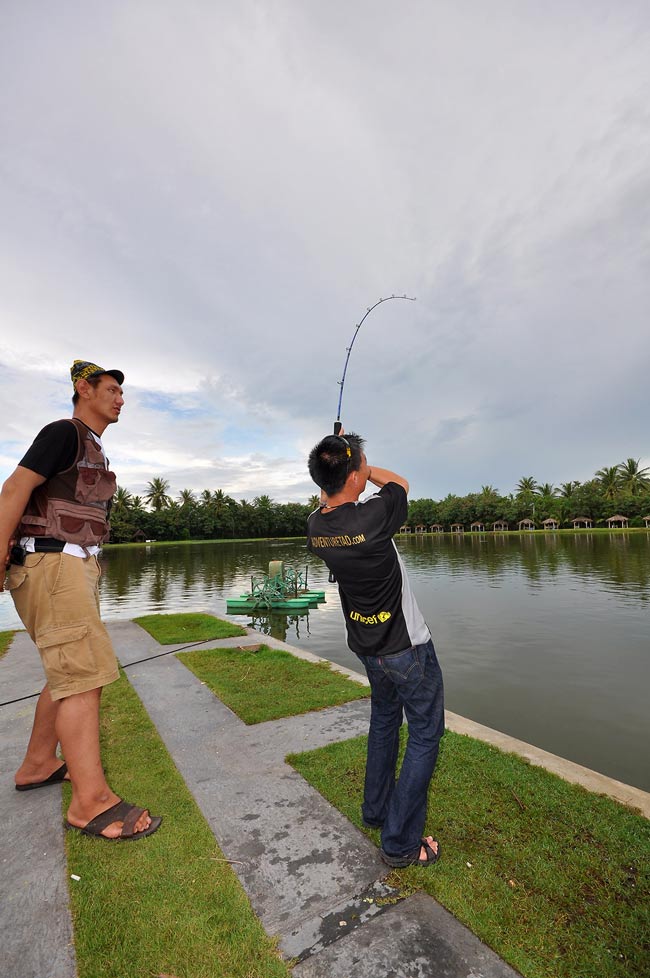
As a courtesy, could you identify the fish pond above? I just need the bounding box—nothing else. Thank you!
[1,531,648,792]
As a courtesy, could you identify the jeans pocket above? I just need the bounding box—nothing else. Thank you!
[380,646,422,683]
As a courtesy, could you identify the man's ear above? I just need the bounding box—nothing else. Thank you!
[74,379,90,400]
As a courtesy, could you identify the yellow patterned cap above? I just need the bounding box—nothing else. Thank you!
[70,360,124,387]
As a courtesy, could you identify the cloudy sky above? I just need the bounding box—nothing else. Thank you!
[1,1,648,504]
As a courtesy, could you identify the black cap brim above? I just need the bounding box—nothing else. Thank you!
[90,368,124,385]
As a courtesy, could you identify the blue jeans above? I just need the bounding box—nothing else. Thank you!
[357,639,444,858]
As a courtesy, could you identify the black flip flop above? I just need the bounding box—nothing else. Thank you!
[65,799,162,841]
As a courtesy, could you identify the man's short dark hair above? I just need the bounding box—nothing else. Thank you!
[308,432,365,496]
[72,374,102,404]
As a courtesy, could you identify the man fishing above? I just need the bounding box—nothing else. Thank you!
[1,360,161,840]
[307,429,444,867]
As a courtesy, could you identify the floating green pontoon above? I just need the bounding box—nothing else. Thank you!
[225,562,326,615]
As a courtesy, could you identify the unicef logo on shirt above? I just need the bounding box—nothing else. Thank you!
[349,610,392,626]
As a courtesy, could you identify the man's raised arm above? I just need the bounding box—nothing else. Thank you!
[367,467,409,494]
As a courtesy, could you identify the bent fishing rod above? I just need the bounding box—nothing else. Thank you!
[333,294,416,435]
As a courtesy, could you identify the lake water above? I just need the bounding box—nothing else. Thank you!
[1,532,648,792]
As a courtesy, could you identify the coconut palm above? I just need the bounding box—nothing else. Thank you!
[617,458,650,495]
[307,494,321,511]
[536,483,557,499]
[145,477,172,511]
[112,485,132,517]
[560,481,580,498]
[516,476,538,496]
[595,466,621,501]
[254,494,275,536]
[178,489,196,507]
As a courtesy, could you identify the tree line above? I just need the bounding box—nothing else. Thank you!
[109,480,323,543]
[406,458,650,529]
[108,458,650,543]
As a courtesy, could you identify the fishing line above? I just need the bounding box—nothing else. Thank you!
[0,638,218,709]
[334,294,415,435]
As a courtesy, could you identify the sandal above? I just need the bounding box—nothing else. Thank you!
[15,762,69,791]
[65,799,162,841]
[381,837,441,868]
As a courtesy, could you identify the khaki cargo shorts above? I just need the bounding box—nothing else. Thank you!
[6,553,119,701]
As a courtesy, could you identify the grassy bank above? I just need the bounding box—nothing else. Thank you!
[178,643,369,724]
[398,527,650,537]
[104,535,305,550]
[0,630,16,660]
[62,614,649,978]
[289,730,650,978]
[134,611,247,644]
[64,668,289,978]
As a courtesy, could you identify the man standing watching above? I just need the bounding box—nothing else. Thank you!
[1,360,161,840]
[307,430,443,867]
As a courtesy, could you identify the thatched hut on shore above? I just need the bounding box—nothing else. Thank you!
[607,515,629,529]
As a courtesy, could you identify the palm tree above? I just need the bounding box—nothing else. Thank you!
[254,495,275,536]
[516,476,538,496]
[112,485,132,517]
[178,489,196,507]
[617,458,650,496]
[480,485,498,498]
[307,494,321,511]
[560,481,580,498]
[199,489,213,507]
[536,483,557,499]
[595,466,621,501]
[145,477,172,511]
[130,495,145,514]
[516,476,538,519]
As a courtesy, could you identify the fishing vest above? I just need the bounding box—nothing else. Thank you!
[18,419,117,548]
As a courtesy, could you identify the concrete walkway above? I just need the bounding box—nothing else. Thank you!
[0,621,522,978]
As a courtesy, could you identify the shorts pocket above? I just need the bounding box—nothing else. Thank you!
[5,567,27,591]
[36,623,96,689]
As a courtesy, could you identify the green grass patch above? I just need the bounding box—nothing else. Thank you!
[105,536,305,549]
[0,629,16,660]
[178,644,369,724]
[134,611,246,644]
[64,670,289,978]
[288,729,650,978]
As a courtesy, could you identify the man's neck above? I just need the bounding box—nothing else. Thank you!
[73,407,107,436]
[322,487,360,509]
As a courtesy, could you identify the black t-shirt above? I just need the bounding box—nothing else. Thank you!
[307,482,431,656]
[20,420,85,477]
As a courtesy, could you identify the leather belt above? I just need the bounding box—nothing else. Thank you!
[33,538,66,553]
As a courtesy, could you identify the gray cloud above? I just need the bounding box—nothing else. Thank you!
[1,1,648,502]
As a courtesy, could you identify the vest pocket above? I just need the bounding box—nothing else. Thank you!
[47,500,108,546]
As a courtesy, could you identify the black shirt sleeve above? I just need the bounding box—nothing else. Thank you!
[19,420,79,479]
[378,482,408,535]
